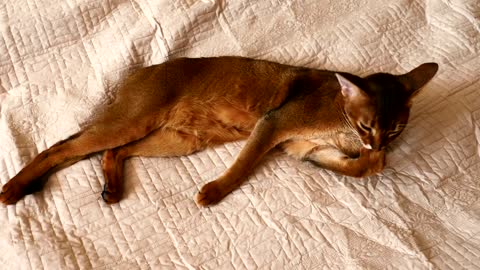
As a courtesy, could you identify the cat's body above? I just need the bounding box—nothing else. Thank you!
[0,57,438,206]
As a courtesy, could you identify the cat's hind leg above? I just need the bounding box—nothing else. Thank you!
[0,116,161,205]
[101,128,205,203]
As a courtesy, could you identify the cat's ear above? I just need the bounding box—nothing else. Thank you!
[398,63,438,98]
[335,73,367,101]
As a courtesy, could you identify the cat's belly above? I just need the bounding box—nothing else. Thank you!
[165,99,258,144]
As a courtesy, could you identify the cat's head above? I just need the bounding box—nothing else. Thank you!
[336,63,439,151]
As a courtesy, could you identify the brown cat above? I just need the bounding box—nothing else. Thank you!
[0,57,438,206]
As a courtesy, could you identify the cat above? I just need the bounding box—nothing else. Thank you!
[0,57,438,206]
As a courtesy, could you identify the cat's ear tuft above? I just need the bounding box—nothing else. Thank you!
[335,73,366,100]
[399,62,439,98]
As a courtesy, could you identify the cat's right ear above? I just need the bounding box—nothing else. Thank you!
[398,63,439,98]
[335,73,367,101]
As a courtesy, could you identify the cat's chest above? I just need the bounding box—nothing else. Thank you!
[308,130,362,157]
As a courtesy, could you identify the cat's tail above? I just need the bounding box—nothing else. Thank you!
[0,116,160,205]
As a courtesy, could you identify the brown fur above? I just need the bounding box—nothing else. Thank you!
[0,57,438,206]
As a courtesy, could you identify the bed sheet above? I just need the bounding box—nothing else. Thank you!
[0,0,479,269]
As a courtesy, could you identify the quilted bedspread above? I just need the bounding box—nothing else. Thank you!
[1,0,479,269]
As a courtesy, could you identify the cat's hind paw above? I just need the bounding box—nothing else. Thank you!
[101,185,122,204]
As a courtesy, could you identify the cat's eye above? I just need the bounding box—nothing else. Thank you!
[388,130,400,137]
[388,124,405,137]
[358,122,372,133]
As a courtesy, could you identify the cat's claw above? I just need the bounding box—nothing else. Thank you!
[196,181,226,207]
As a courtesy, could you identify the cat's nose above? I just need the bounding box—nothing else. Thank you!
[372,142,383,151]
[376,143,389,151]
[371,136,385,151]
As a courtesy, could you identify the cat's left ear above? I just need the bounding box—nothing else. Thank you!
[335,73,367,101]
[398,62,439,98]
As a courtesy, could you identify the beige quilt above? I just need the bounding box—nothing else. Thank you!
[1,0,479,269]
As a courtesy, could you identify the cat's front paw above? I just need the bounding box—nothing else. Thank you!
[0,180,26,205]
[196,181,227,207]
[369,151,386,175]
[359,148,386,176]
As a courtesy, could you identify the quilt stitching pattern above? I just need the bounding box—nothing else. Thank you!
[0,0,479,269]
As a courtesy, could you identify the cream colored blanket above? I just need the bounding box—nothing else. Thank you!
[1,0,479,269]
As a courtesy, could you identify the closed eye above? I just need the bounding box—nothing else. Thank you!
[358,122,372,133]
[388,125,405,137]
[388,130,400,137]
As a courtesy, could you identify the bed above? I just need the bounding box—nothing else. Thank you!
[1,0,479,269]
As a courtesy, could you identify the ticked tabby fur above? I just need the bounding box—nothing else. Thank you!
[0,57,438,206]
